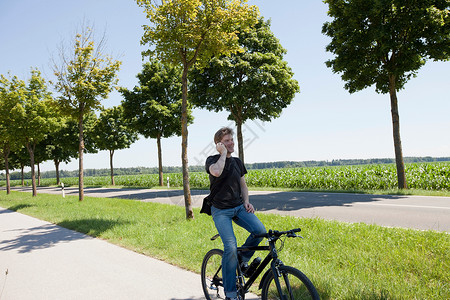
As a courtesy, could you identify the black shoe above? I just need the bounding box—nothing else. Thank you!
[239,261,249,274]
[242,257,261,278]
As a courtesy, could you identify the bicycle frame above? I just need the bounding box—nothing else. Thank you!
[237,237,286,296]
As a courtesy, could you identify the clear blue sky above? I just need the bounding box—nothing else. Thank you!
[1,0,449,173]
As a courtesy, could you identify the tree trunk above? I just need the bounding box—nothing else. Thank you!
[181,65,193,219]
[21,164,24,186]
[109,149,115,186]
[3,146,11,194]
[388,75,407,189]
[54,159,60,185]
[5,158,10,195]
[26,143,37,197]
[37,163,41,186]
[236,121,244,164]
[78,112,85,201]
[157,135,163,186]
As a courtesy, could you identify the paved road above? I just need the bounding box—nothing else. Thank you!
[0,208,208,300]
[6,186,450,232]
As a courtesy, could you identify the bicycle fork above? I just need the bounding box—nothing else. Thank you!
[270,259,290,300]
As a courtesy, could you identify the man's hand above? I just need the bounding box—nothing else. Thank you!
[244,202,255,214]
[216,142,227,155]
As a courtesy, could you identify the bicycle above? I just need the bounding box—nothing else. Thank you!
[201,228,320,300]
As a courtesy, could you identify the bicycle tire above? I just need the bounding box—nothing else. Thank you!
[201,249,225,300]
[261,265,320,300]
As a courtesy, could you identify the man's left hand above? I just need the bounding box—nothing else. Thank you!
[244,202,255,214]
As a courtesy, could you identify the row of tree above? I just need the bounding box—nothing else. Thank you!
[0,70,139,194]
[1,2,299,217]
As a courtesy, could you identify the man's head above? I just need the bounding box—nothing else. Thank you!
[214,127,235,154]
[214,127,234,144]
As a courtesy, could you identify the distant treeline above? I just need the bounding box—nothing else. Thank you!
[2,156,449,181]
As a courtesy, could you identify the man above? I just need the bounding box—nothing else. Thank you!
[205,127,266,300]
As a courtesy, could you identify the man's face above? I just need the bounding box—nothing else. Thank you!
[220,134,235,154]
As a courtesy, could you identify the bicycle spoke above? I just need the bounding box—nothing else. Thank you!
[202,249,226,300]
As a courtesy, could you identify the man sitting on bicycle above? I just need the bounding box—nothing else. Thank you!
[205,127,266,300]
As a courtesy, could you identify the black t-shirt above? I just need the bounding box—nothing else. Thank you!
[205,155,247,209]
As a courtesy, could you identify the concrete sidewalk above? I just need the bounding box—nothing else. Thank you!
[0,207,207,300]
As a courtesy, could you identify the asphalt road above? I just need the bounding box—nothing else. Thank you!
[6,186,450,232]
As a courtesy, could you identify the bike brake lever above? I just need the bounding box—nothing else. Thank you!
[287,233,303,238]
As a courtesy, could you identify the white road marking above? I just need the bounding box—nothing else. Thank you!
[356,203,450,210]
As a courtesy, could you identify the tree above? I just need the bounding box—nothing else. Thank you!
[189,18,300,164]
[0,73,24,194]
[322,0,450,189]
[92,105,138,185]
[121,60,191,186]
[15,69,59,196]
[52,23,121,200]
[44,117,79,185]
[136,0,259,219]
[9,147,29,186]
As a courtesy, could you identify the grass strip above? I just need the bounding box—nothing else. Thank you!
[1,191,448,299]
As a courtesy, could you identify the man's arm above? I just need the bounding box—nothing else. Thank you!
[241,176,255,213]
[209,143,227,177]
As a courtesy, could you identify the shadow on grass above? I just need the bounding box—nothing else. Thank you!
[57,218,129,237]
[7,203,35,212]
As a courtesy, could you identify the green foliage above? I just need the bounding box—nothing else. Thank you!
[120,60,188,139]
[45,118,81,166]
[92,105,138,152]
[322,0,450,94]
[53,26,122,120]
[189,17,300,162]
[136,0,260,68]
[17,69,59,147]
[1,192,448,299]
[0,73,25,191]
[189,17,300,122]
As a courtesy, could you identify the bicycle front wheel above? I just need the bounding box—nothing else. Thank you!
[201,249,225,300]
[261,265,320,300]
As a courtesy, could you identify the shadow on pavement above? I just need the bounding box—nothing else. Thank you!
[0,223,88,253]
[5,186,409,212]
[249,191,407,212]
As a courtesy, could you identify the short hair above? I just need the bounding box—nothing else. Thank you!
[214,127,234,144]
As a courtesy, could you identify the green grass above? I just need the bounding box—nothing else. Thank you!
[1,191,448,299]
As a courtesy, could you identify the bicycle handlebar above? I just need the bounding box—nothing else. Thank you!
[252,228,301,239]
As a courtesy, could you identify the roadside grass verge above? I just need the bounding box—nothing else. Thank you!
[1,191,448,299]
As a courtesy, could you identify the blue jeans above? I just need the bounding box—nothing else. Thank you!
[211,204,266,299]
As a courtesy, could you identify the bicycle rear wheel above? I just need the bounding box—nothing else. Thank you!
[201,249,225,300]
[261,265,319,300]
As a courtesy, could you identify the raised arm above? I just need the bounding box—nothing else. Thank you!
[208,142,227,177]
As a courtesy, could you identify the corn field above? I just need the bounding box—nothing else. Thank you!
[3,162,449,191]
